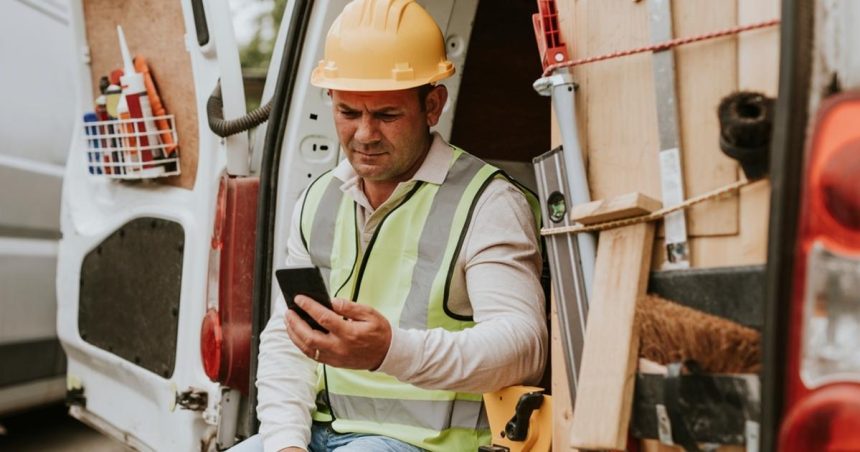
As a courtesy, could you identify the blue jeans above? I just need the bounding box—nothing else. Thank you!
[229,422,426,452]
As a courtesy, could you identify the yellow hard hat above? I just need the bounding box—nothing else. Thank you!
[311,0,455,91]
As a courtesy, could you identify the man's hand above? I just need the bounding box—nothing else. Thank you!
[285,296,392,370]
[278,448,305,452]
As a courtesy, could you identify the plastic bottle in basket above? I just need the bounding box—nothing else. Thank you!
[117,25,163,177]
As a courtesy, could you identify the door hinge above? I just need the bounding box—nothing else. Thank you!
[66,386,87,408]
[176,387,208,411]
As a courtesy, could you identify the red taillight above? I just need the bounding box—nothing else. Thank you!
[820,140,860,231]
[782,93,860,444]
[201,175,258,393]
[779,384,860,452]
[201,308,223,382]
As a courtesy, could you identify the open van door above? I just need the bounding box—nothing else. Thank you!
[57,0,248,449]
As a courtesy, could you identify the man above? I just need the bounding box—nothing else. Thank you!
[234,1,547,451]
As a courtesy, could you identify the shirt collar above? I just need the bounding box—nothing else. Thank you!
[331,131,453,186]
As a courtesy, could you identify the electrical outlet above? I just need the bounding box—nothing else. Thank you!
[300,136,337,164]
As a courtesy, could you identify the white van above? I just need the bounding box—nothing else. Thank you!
[56,1,546,450]
[0,0,76,416]
[55,0,860,450]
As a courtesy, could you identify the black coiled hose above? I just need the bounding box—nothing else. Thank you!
[206,81,272,138]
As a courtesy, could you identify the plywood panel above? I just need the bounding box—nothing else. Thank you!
[83,0,198,189]
[583,1,661,205]
[561,0,739,238]
[739,0,782,95]
[674,0,740,237]
[650,0,780,269]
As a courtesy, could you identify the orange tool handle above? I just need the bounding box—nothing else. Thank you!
[134,56,177,155]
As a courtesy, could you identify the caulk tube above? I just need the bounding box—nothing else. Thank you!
[116,91,135,174]
[116,26,163,175]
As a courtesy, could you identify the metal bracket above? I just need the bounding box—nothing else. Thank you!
[65,386,87,408]
[745,420,761,452]
[176,387,208,411]
[649,0,691,269]
[655,403,674,445]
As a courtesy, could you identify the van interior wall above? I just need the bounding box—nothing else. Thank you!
[450,0,550,192]
[83,0,199,189]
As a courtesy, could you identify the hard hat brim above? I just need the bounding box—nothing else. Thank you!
[310,66,455,92]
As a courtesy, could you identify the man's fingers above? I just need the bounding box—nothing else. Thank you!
[294,295,346,334]
[285,310,313,356]
[330,298,375,320]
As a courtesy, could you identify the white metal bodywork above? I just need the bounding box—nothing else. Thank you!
[0,0,75,415]
[57,0,247,449]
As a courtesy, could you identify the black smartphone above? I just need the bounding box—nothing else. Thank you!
[274,266,333,333]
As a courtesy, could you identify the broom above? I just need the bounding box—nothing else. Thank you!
[636,294,761,374]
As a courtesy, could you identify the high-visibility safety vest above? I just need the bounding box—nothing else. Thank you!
[299,147,541,451]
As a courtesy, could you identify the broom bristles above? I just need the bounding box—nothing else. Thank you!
[637,294,761,374]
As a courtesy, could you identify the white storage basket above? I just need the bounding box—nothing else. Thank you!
[83,114,180,179]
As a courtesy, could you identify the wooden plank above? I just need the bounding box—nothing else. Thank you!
[83,0,198,189]
[739,0,781,95]
[583,1,661,206]
[674,0,740,237]
[550,291,574,452]
[571,192,662,225]
[570,221,655,450]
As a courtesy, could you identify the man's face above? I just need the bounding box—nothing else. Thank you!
[331,86,445,183]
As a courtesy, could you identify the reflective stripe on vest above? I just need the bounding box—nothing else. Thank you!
[323,391,490,431]
[299,148,540,451]
[306,176,344,291]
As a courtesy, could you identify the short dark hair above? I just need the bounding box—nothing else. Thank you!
[417,84,434,111]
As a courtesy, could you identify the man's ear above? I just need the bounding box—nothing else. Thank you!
[424,85,448,127]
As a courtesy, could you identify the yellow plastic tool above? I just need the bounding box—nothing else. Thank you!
[483,386,552,452]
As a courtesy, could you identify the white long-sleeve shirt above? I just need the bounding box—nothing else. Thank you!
[255,133,547,452]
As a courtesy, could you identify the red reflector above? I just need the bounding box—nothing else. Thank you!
[779,384,860,452]
[200,309,223,382]
[821,139,860,231]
